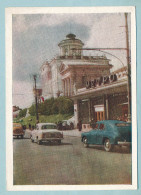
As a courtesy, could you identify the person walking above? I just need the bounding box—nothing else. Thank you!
[77,120,82,131]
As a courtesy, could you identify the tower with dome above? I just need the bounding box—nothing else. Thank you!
[40,33,112,99]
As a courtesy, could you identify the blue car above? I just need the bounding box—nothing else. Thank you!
[81,120,131,152]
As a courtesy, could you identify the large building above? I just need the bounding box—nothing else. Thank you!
[71,66,129,129]
[40,33,129,128]
[40,33,112,99]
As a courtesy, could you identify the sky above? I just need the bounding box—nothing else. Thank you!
[12,13,131,109]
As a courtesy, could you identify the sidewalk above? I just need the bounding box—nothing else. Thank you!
[24,129,90,139]
[62,129,90,137]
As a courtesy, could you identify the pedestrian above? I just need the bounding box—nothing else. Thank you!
[29,123,31,130]
[77,120,82,131]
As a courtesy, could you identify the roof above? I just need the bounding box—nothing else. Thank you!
[96,120,128,124]
[59,58,112,72]
[37,123,56,126]
[66,33,76,39]
[62,61,111,66]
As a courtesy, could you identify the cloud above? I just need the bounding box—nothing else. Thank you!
[12,13,131,107]
[84,13,128,70]
[13,81,34,108]
[13,15,28,33]
[13,14,101,34]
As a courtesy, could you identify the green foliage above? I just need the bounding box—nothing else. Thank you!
[29,104,36,116]
[20,114,73,127]
[18,108,27,118]
[30,97,74,116]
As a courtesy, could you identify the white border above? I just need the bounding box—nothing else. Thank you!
[6,6,137,191]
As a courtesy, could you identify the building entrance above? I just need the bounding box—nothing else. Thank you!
[94,105,105,122]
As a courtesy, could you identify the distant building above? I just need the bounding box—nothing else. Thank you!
[13,105,21,119]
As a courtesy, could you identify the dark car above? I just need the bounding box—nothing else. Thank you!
[13,123,24,139]
[57,120,74,130]
[81,120,131,152]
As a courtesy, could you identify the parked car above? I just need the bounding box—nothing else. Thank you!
[13,123,24,139]
[31,123,63,145]
[81,120,131,152]
[58,120,74,130]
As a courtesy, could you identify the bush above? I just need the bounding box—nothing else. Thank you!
[19,108,27,118]
[29,97,74,116]
[29,104,36,116]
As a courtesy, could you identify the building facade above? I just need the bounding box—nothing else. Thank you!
[40,33,129,129]
[71,66,129,129]
[40,33,112,99]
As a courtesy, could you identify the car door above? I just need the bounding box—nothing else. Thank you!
[96,123,105,144]
[32,125,39,141]
[89,123,99,144]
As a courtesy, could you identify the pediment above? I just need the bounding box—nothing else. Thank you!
[59,63,66,73]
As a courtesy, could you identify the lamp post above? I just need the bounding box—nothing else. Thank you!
[33,74,39,122]
[72,13,131,122]
[125,13,131,122]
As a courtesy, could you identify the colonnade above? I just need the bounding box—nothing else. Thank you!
[63,77,73,97]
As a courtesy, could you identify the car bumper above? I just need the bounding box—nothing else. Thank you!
[13,134,24,136]
[117,141,131,146]
[40,138,64,141]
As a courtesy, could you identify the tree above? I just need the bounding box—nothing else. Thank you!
[28,97,74,116]
[29,104,36,116]
[19,108,27,118]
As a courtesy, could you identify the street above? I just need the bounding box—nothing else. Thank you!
[13,136,132,185]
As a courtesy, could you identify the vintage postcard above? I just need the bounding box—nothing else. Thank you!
[6,7,137,190]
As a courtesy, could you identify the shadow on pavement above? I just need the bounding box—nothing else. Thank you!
[85,145,131,154]
[40,142,73,146]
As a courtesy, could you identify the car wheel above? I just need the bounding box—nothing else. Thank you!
[31,137,34,143]
[104,139,113,152]
[83,137,89,148]
[58,140,61,144]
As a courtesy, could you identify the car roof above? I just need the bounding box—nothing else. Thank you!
[96,120,129,124]
[13,123,22,125]
[37,123,57,127]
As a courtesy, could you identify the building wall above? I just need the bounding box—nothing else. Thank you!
[108,93,128,120]
[41,59,63,99]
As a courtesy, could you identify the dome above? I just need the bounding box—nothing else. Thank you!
[66,33,76,39]
[58,33,84,57]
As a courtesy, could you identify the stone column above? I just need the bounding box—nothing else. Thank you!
[104,95,109,120]
[74,99,79,128]
[65,79,68,96]
[67,78,70,97]
[66,78,68,96]
[69,77,72,96]
[64,79,66,96]
[63,80,65,96]
[88,99,91,123]
[106,97,109,120]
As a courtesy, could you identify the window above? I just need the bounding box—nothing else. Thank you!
[82,76,86,86]
[93,123,99,129]
[99,123,105,130]
[116,123,131,127]
[41,125,57,130]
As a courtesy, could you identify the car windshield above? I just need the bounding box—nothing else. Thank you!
[115,123,131,127]
[41,125,57,130]
[92,123,99,129]
[13,124,21,127]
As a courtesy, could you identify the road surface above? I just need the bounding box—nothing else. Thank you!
[13,136,132,185]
